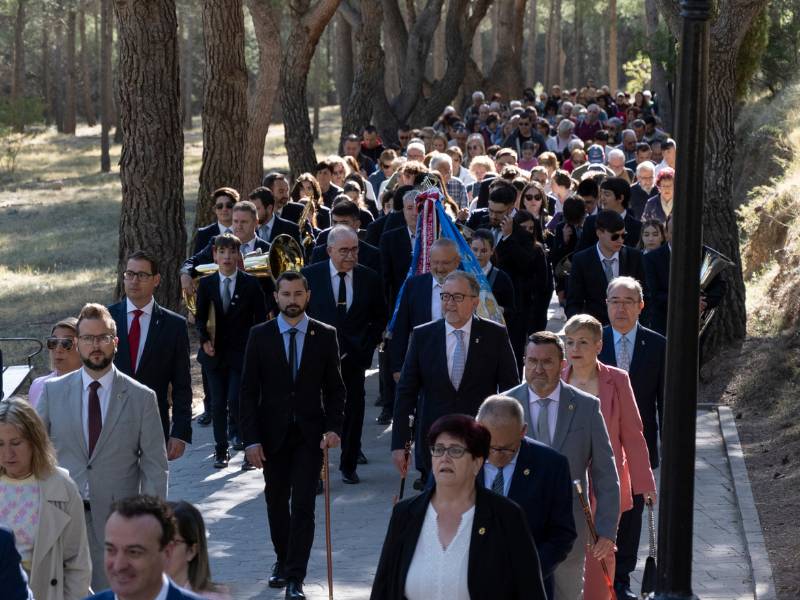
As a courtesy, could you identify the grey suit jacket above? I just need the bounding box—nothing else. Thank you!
[37,367,168,544]
[504,381,620,540]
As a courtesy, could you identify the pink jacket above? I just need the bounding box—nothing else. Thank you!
[563,361,656,512]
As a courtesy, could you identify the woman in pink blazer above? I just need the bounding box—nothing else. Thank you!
[562,314,657,600]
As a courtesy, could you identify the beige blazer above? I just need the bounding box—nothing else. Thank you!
[29,467,92,600]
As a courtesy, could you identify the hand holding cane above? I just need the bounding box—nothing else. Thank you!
[393,414,415,505]
[574,480,616,600]
[322,434,334,600]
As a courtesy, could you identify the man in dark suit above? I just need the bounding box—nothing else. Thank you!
[302,226,386,483]
[310,199,382,275]
[0,527,32,600]
[629,160,657,220]
[241,271,345,600]
[109,251,192,460]
[195,233,267,469]
[193,187,238,254]
[379,188,417,310]
[392,271,519,478]
[315,160,344,207]
[476,395,577,600]
[599,276,665,599]
[567,210,647,325]
[248,185,302,246]
[263,172,306,224]
[577,177,642,250]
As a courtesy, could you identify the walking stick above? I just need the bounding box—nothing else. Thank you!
[323,438,334,600]
[393,415,415,505]
[573,480,616,600]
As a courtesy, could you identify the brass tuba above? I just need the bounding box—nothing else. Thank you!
[699,246,735,336]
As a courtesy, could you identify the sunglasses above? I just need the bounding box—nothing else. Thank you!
[609,231,627,241]
[381,163,392,169]
[47,337,75,350]
[215,202,234,210]
[524,193,543,202]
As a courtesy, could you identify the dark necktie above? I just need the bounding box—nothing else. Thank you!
[128,309,143,373]
[491,467,505,495]
[337,272,347,319]
[288,328,298,381]
[88,381,102,456]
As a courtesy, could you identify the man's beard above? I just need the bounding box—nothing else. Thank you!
[82,353,113,372]
[280,302,306,318]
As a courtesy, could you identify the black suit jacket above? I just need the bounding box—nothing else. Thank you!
[466,208,490,230]
[600,324,665,468]
[629,183,657,220]
[388,272,435,374]
[239,317,346,453]
[301,262,386,367]
[392,316,519,450]
[109,300,193,443]
[379,226,413,309]
[194,222,222,255]
[494,229,551,314]
[477,437,576,586]
[268,214,302,245]
[195,271,267,370]
[365,213,390,247]
[0,526,30,600]
[576,212,642,251]
[278,201,305,224]
[310,237,382,278]
[642,243,670,334]
[566,244,647,325]
[370,485,546,600]
[486,264,516,314]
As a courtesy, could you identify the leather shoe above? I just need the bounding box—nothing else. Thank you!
[196,412,212,426]
[241,458,256,472]
[376,409,392,425]
[357,450,368,465]
[268,562,287,588]
[341,470,360,484]
[285,579,305,599]
[614,582,637,600]
[213,451,229,469]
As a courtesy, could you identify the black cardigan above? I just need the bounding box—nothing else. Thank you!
[370,485,547,600]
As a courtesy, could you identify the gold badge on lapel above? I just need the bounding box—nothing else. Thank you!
[478,527,486,535]
[523,468,531,476]
[568,404,575,411]
[309,329,316,336]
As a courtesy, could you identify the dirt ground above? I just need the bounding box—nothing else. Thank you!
[700,334,800,599]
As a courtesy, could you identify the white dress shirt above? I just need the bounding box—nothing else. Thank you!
[528,381,561,446]
[329,260,353,310]
[483,449,519,497]
[126,297,154,370]
[431,279,443,320]
[445,317,472,376]
[116,574,170,600]
[217,222,232,235]
[596,243,620,279]
[239,237,257,256]
[219,270,238,301]
[405,503,474,600]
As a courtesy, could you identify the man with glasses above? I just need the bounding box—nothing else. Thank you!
[392,271,518,482]
[503,112,546,159]
[37,303,168,590]
[630,160,658,220]
[476,395,576,600]
[310,198,382,275]
[28,317,82,408]
[194,187,238,254]
[567,210,647,324]
[599,277,665,600]
[396,124,413,152]
[368,149,397,200]
[302,226,386,484]
[109,251,193,460]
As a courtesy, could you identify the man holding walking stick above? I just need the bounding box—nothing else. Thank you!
[240,271,346,600]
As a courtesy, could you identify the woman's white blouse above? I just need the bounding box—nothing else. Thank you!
[404,503,475,600]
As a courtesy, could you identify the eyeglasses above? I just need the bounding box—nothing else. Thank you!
[430,444,468,458]
[440,293,475,304]
[336,246,359,257]
[78,334,115,346]
[609,231,626,241]
[524,194,543,202]
[215,202,235,210]
[123,270,154,281]
[46,337,74,350]
[607,299,639,307]
[489,446,518,456]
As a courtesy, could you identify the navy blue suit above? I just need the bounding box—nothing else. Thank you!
[85,581,204,600]
[576,212,643,251]
[388,272,436,374]
[379,226,413,309]
[194,222,223,254]
[266,214,302,246]
[108,300,193,443]
[478,437,576,599]
[0,527,31,600]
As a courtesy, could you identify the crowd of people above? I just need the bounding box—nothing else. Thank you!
[0,83,730,600]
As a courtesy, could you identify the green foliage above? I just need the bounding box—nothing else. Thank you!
[758,0,800,96]
[622,53,651,93]
[736,5,770,99]
[0,96,44,129]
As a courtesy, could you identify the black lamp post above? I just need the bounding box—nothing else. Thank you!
[655,0,710,599]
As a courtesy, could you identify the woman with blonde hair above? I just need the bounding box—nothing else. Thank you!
[464,133,486,166]
[0,398,91,600]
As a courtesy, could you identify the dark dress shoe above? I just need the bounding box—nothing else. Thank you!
[357,450,368,465]
[241,458,256,472]
[230,436,245,451]
[268,562,287,588]
[316,479,324,495]
[375,409,393,425]
[341,470,360,484]
[614,582,638,600]
[197,412,212,426]
[285,579,305,599]
[213,451,229,469]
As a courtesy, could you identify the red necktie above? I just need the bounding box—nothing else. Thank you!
[129,309,143,373]
[88,381,102,456]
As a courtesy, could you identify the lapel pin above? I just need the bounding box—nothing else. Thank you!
[309,329,316,336]
[474,337,480,344]
[478,527,486,535]
[523,468,531,476]
[568,404,574,411]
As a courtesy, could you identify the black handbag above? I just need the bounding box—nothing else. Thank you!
[641,498,657,597]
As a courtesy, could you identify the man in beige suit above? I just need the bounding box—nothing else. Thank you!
[37,303,168,591]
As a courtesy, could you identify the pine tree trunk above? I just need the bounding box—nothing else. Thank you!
[526,0,537,88]
[180,7,194,129]
[545,0,561,87]
[573,0,582,87]
[334,13,354,118]
[53,13,64,131]
[79,6,97,126]
[12,0,26,132]
[195,0,249,230]
[608,0,618,91]
[473,23,483,73]
[113,0,185,309]
[41,14,51,125]
[486,0,526,99]
[100,0,112,171]
[241,0,281,195]
[63,9,78,134]
[433,8,445,81]
[645,0,673,130]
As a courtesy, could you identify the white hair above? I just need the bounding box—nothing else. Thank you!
[472,91,485,101]
[558,119,575,132]
[430,152,453,173]
[607,276,644,302]
[568,138,585,151]
[621,129,636,140]
[636,160,656,175]
[606,148,625,163]
[327,224,358,247]
[406,141,425,156]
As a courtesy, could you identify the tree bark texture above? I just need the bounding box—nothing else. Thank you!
[473,22,483,72]
[180,7,194,129]
[544,0,561,87]
[645,0,673,131]
[608,0,618,91]
[340,0,383,141]
[195,0,249,229]
[572,0,582,87]
[280,0,342,181]
[53,12,64,131]
[655,0,769,356]
[485,0,525,100]
[334,11,354,118]
[113,0,185,310]
[526,0,537,88]
[12,0,26,127]
[100,0,112,171]
[63,9,78,134]
[79,6,97,126]
[242,0,281,195]
[41,14,51,125]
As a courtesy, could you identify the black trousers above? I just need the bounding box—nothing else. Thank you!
[264,424,323,582]
[339,356,366,474]
[200,365,211,414]
[615,493,645,586]
[377,343,395,411]
[206,365,241,452]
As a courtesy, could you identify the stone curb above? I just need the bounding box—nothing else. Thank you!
[717,405,778,600]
